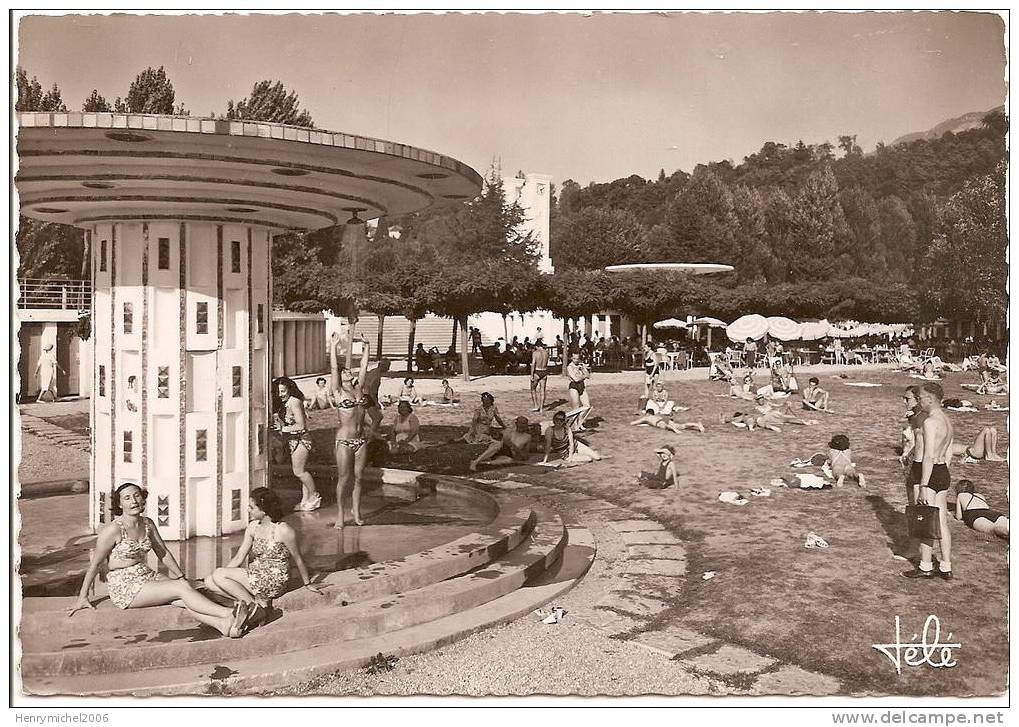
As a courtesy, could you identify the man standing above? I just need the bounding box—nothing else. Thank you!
[470,327,483,356]
[903,382,956,581]
[530,339,549,412]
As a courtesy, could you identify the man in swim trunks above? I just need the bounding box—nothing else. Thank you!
[903,382,956,581]
[469,416,534,471]
[801,377,830,411]
[530,340,550,412]
[360,358,391,435]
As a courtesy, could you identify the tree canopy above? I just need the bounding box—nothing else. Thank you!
[225,80,314,127]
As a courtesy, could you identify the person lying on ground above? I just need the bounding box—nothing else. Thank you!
[205,487,322,628]
[67,483,254,638]
[827,434,867,488]
[399,377,422,404]
[977,370,1007,395]
[638,445,680,489]
[801,377,831,411]
[631,411,705,434]
[954,479,1009,540]
[388,401,422,454]
[471,416,535,471]
[542,409,602,465]
[751,401,819,432]
[949,426,1006,463]
[305,377,335,411]
[461,392,506,444]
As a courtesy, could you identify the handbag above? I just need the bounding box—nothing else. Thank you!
[906,504,942,540]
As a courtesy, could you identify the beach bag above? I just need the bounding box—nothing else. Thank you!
[906,504,942,540]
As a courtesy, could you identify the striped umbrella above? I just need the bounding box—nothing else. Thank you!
[799,320,830,341]
[726,314,769,343]
[693,316,727,328]
[766,316,803,341]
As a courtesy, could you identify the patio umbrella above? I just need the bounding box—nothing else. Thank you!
[653,318,687,329]
[799,320,830,341]
[766,316,802,341]
[848,325,870,337]
[693,316,727,328]
[726,314,769,343]
[827,324,853,338]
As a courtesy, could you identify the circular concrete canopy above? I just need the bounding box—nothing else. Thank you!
[15,112,483,232]
[604,262,734,275]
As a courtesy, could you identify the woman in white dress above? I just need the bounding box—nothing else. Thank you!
[35,343,61,402]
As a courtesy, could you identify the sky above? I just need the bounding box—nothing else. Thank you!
[16,11,1007,187]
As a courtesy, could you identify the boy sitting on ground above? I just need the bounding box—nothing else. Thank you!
[801,377,830,411]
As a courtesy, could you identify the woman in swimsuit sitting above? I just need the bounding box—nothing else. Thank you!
[388,401,422,453]
[399,377,422,404]
[305,377,335,411]
[950,426,1006,463]
[205,487,322,625]
[566,353,593,430]
[977,370,1007,395]
[329,332,372,529]
[638,446,680,489]
[462,392,506,444]
[542,410,602,464]
[67,483,253,637]
[954,479,1008,539]
[273,376,320,512]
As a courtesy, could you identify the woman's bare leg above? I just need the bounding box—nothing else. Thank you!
[209,567,259,604]
[130,580,234,635]
[290,444,317,503]
[680,422,705,433]
[334,442,353,529]
[351,444,368,525]
[471,439,505,470]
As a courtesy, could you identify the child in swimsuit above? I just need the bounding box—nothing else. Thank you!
[638,446,679,489]
[827,434,866,488]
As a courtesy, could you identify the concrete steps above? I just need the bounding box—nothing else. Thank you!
[21,478,594,695]
[27,524,596,696]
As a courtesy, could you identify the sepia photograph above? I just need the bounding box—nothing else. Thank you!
[10,8,1009,714]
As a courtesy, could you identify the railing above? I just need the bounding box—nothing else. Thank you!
[17,278,90,311]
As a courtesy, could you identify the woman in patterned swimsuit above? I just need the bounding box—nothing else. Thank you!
[272,376,320,511]
[67,483,252,638]
[205,487,322,623]
[330,331,372,529]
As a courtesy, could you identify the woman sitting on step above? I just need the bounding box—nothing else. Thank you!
[205,487,322,625]
[67,483,254,638]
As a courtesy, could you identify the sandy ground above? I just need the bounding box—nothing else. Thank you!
[15,364,1009,696]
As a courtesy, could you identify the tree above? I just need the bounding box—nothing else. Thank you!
[664,170,738,265]
[16,68,66,111]
[838,134,862,157]
[16,219,84,279]
[124,66,187,114]
[550,207,646,270]
[730,185,771,284]
[787,167,847,281]
[919,164,1006,322]
[226,80,314,127]
[82,89,112,112]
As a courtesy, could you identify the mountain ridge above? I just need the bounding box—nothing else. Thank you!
[890,105,1004,146]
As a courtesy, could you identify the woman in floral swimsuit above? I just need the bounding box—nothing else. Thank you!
[330,331,372,528]
[67,483,253,638]
[205,487,322,624]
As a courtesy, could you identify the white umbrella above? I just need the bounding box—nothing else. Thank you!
[799,320,830,341]
[726,314,769,343]
[766,316,802,341]
[827,324,853,338]
[848,325,870,337]
[693,316,727,328]
[653,318,687,329]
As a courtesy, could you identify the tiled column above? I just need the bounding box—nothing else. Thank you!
[90,220,270,540]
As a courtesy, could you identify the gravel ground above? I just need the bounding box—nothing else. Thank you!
[281,617,715,697]
[16,432,89,485]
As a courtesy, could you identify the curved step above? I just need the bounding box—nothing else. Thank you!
[26,525,596,696]
[21,483,530,636]
[21,504,567,682]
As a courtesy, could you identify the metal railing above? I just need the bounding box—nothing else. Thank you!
[17,278,90,311]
